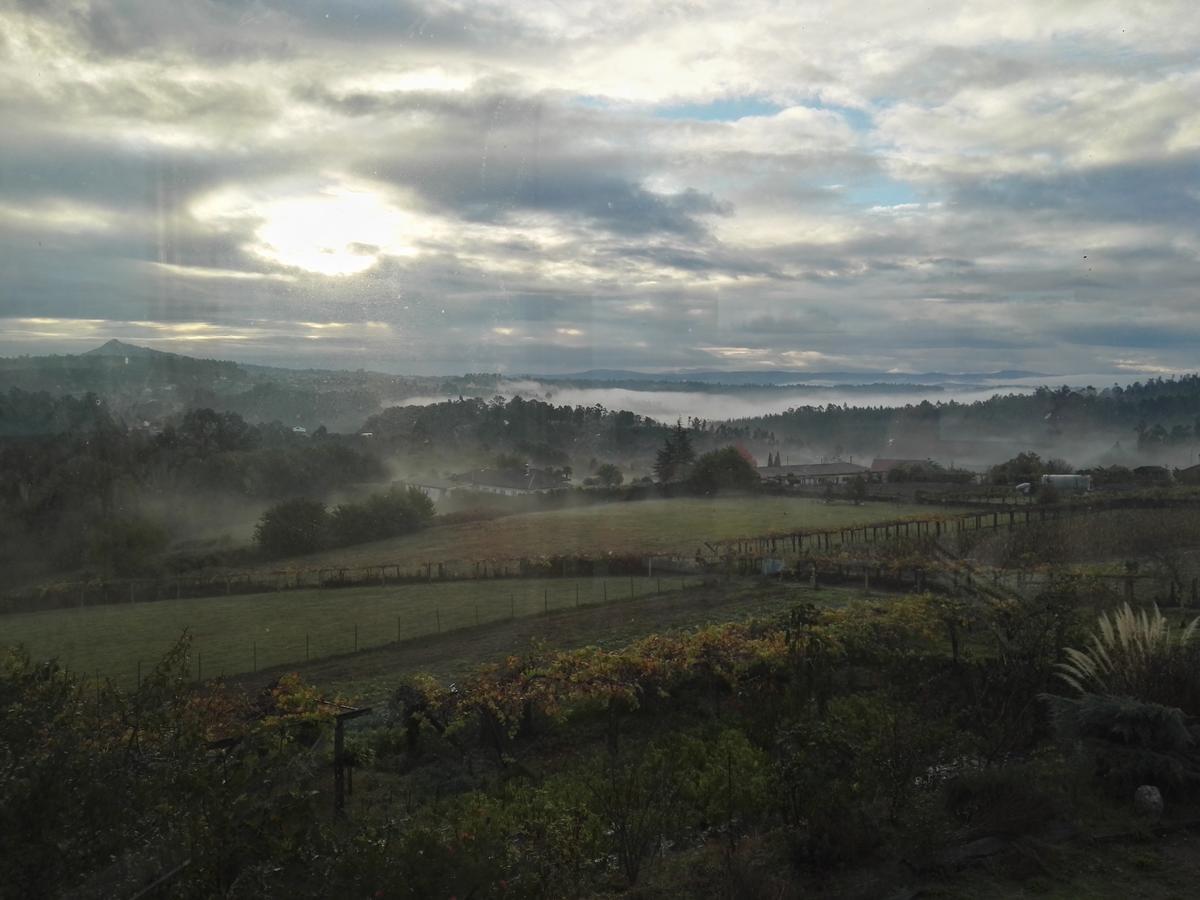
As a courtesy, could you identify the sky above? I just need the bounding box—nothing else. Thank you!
[0,0,1198,376]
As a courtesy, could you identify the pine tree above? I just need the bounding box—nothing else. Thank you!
[654,420,696,483]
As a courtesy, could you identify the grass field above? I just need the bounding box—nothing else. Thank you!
[232,581,869,703]
[253,495,935,574]
[2,575,699,687]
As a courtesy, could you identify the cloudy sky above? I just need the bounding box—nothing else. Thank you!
[1,0,1197,375]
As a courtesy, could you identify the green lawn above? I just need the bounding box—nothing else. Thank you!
[253,495,934,574]
[2,576,697,687]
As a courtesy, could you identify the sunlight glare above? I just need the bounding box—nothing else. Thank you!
[251,188,421,277]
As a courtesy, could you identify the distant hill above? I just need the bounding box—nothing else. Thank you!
[83,339,182,360]
[0,342,484,433]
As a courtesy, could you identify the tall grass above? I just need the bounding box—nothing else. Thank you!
[1057,603,1199,703]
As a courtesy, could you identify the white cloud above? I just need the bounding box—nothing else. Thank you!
[1,0,1198,375]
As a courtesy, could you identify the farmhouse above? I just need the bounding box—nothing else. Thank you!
[401,477,457,502]
[756,461,869,486]
[1132,465,1172,484]
[1177,463,1200,485]
[868,458,932,482]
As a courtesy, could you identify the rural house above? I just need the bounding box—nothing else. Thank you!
[756,461,869,486]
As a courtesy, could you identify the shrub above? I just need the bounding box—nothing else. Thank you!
[85,514,169,576]
[253,497,329,557]
[328,487,435,547]
[595,462,624,487]
[688,447,760,495]
[774,694,957,869]
[943,764,1058,836]
[583,741,688,885]
[1043,692,1200,795]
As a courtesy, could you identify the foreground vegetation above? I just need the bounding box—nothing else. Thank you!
[10,576,1200,897]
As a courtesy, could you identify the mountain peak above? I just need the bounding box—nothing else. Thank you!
[84,339,168,358]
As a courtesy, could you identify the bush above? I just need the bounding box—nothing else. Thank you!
[329,487,434,547]
[688,447,760,495]
[253,497,329,557]
[1043,692,1200,795]
[85,514,169,576]
[943,764,1058,836]
[595,462,624,487]
[774,694,958,869]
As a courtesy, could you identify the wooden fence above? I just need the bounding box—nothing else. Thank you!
[7,496,1200,616]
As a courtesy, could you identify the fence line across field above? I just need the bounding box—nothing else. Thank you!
[7,495,1200,615]
[78,558,1188,692]
[73,574,702,689]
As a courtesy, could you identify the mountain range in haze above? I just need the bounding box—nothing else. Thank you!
[79,341,1043,387]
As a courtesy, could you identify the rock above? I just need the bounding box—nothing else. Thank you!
[1134,784,1164,819]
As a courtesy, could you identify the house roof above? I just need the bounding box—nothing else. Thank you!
[757,462,869,478]
[401,477,456,491]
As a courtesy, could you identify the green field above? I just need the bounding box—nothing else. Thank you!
[253,495,934,574]
[2,576,696,686]
[236,581,866,705]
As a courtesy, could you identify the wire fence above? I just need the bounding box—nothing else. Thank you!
[39,575,703,689]
[9,495,1200,617]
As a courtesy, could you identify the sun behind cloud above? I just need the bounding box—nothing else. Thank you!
[195,181,429,277]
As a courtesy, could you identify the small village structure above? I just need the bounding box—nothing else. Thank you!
[1177,463,1200,485]
[756,461,870,486]
[400,477,457,503]
[867,458,934,482]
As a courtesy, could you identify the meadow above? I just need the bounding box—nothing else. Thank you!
[253,495,935,573]
[4,576,693,687]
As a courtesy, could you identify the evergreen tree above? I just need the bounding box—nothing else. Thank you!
[653,420,696,483]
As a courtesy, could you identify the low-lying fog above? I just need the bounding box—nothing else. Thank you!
[395,381,1047,425]
[396,374,1152,425]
